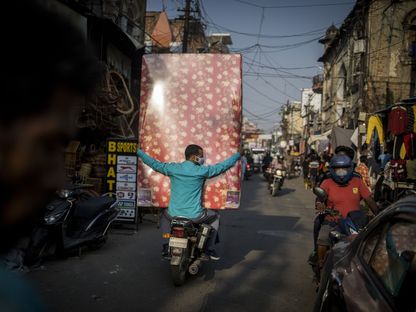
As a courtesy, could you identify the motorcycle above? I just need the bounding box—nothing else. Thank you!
[25,185,119,265]
[374,165,416,210]
[310,187,369,283]
[253,162,261,174]
[263,165,273,181]
[270,167,286,196]
[244,163,253,180]
[294,163,302,177]
[164,212,217,286]
[308,161,320,189]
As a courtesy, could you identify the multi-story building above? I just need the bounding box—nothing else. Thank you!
[39,0,147,191]
[301,88,322,136]
[318,0,416,132]
[145,10,208,53]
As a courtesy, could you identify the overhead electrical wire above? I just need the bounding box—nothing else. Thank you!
[232,0,355,9]
[231,35,324,54]
[243,108,279,121]
[203,21,330,39]
[243,80,288,105]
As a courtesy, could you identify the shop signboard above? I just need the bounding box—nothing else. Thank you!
[106,139,138,223]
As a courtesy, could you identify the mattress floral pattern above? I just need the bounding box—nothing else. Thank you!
[138,54,242,209]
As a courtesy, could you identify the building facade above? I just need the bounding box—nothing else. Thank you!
[319,0,416,132]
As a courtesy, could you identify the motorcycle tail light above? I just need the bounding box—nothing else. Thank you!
[246,164,250,169]
[172,227,186,238]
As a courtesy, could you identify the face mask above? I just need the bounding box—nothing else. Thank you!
[334,168,348,177]
[196,156,205,165]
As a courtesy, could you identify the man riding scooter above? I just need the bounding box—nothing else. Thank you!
[137,144,241,260]
[315,155,378,274]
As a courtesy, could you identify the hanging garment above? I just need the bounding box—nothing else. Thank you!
[403,133,416,159]
[390,159,407,181]
[393,135,407,160]
[413,105,416,133]
[371,130,381,161]
[388,106,408,135]
[365,115,385,145]
[407,106,414,133]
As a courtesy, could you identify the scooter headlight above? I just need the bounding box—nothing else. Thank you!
[275,169,282,176]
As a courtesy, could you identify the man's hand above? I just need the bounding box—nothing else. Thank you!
[315,202,326,212]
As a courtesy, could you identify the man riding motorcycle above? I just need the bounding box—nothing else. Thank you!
[312,146,357,253]
[262,152,273,173]
[315,155,378,270]
[137,144,241,260]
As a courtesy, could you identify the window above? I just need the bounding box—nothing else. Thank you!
[362,219,416,310]
[336,64,347,100]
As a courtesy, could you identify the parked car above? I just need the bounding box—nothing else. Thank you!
[314,196,416,312]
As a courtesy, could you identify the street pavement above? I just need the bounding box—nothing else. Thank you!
[28,174,317,312]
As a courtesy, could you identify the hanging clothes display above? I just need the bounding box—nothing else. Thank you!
[366,101,416,185]
[365,115,385,145]
[388,106,408,135]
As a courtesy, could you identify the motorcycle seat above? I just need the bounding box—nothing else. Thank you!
[73,196,115,219]
[164,210,218,225]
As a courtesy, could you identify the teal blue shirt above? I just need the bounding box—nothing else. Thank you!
[137,150,240,218]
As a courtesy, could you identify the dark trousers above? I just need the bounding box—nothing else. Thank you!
[313,214,325,251]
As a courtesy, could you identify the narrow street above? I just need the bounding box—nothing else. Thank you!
[29,175,316,312]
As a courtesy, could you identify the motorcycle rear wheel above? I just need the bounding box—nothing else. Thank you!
[171,263,187,286]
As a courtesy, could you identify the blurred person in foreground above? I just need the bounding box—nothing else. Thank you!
[0,1,101,311]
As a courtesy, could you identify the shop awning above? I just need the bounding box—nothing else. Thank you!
[307,129,332,145]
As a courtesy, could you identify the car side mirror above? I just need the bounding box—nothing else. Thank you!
[313,187,328,202]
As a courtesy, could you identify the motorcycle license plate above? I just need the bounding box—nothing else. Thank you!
[169,237,188,248]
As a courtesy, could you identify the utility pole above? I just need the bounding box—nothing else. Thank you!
[182,0,191,53]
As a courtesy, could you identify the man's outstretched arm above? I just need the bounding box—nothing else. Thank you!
[204,153,241,178]
[137,149,172,176]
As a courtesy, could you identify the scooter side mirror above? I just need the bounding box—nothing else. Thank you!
[329,230,344,243]
[313,187,328,202]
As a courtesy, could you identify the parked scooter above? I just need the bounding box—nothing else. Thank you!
[25,185,119,265]
[270,167,286,196]
[163,212,216,286]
